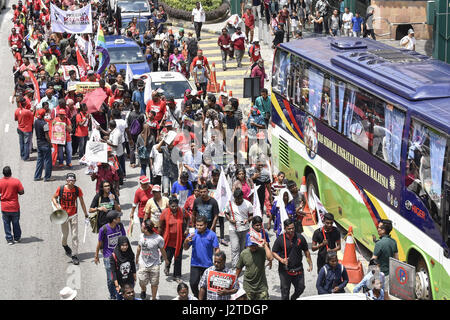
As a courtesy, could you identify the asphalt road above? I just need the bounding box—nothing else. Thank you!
[0,5,372,300]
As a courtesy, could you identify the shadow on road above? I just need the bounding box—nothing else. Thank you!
[77,251,96,262]
[19,236,44,244]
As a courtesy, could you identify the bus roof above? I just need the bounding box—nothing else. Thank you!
[279,38,450,133]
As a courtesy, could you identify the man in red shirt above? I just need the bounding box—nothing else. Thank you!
[217,28,232,71]
[51,173,88,265]
[130,176,154,224]
[0,166,24,245]
[53,109,73,168]
[242,7,255,44]
[9,28,23,49]
[190,49,211,74]
[14,98,34,161]
[231,27,246,68]
[146,90,167,125]
[74,103,90,158]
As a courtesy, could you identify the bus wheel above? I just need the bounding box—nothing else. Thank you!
[306,172,319,214]
[415,258,431,300]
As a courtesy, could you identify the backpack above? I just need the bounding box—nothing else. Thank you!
[129,117,142,135]
[187,38,198,58]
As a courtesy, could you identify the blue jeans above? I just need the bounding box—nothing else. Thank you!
[140,160,148,176]
[118,154,126,177]
[103,257,117,299]
[18,130,32,160]
[2,211,21,242]
[34,144,53,180]
[76,136,89,158]
[57,141,73,165]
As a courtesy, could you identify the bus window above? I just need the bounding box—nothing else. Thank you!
[407,120,448,226]
[272,50,291,97]
[320,76,331,125]
[307,66,324,118]
[343,86,370,150]
[372,103,405,169]
[292,56,303,107]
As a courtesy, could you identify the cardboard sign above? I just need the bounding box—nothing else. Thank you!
[51,121,67,145]
[249,227,265,247]
[76,81,99,94]
[84,141,108,163]
[60,65,79,81]
[389,258,416,300]
[206,270,237,292]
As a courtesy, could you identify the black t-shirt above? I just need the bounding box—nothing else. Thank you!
[186,98,204,113]
[272,232,308,272]
[193,197,219,222]
[91,193,120,228]
[34,118,50,147]
[312,226,341,265]
[224,115,240,130]
[206,181,217,190]
[15,82,28,96]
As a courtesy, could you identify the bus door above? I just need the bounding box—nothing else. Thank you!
[439,172,450,299]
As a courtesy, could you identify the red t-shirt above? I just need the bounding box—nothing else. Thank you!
[146,99,167,122]
[75,112,89,137]
[243,13,255,28]
[0,177,24,212]
[133,187,153,219]
[53,185,83,217]
[160,208,186,248]
[14,107,34,133]
[9,33,23,48]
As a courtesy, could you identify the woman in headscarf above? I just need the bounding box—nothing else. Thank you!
[232,168,254,201]
[135,123,155,176]
[169,47,185,72]
[271,188,295,236]
[110,236,136,300]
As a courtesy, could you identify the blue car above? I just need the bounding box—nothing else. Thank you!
[104,35,150,75]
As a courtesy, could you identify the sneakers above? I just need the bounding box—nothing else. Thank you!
[72,255,79,265]
[220,239,229,246]
[44,178,55,182]
[63,245,72,257]
[14,238,21,243]
[7,241,14,245]
[174,277,183,284]
[164,266,169,276]
[140,291,147,300]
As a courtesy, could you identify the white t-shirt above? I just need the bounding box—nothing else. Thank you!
[224,199,253,232]
[400,35,416,50]
[115,118,128,142]
[192,7,205,23]
[109,128,124,156]
[138,233,165,268]
[342,12,353,29]
[150,144,163,177]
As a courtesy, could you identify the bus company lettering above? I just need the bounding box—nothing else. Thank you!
[318,133,389,190]
[411,205,426,220]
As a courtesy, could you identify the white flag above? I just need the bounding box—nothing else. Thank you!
[125,63,134,87]
[215,168,233,213]
[252,184,262,217]
[277,189,292,233]
[311,188,326,228]
[87,36,96,68]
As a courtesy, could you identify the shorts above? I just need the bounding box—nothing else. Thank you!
[138,264,161,286]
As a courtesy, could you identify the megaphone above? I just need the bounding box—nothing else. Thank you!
[50,202,69,225]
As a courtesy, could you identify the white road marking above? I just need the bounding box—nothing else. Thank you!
[4,124,9,133]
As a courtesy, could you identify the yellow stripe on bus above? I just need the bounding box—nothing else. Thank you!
[366,191,406,261]
[271,93,303,142]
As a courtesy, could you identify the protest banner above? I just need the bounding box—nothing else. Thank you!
[50,3,92,34]
[76,81,100,94]
[249,226,265,247]
[206,270,237,292]
[60,65,79,81]
[84,141,108,163]
[51,121,67,145]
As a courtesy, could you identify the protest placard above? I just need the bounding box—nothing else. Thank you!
[51,121,67,145]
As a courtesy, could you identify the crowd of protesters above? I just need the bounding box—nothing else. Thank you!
[5,0,396,301]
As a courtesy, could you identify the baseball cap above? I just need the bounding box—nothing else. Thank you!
[179,28,184,32]
[58,109,67,115]
[137,80,145,88]
[196,60,202,65]
[220,91,228,97]
[190,89,198,96]
[37,108,46,118]
[408,29,414,34]
[152,185,161,192]
[139,175,150,184]
[156,88,164,94]
[166,95,175,103]
[66,173,76,180]
[87,70,95,75]
[165,120,173,127]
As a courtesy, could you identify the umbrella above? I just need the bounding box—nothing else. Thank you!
[82,88,107,114]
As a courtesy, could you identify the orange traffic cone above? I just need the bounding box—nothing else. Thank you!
[300,176,316,226]
[228,90,233,97]
[221,80,227,93]
[339,226,364,284]
[207,62,220,93]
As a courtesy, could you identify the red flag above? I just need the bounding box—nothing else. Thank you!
[29,71,40,103]
[76,45,88,78]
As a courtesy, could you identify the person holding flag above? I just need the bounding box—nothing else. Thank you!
[272,218,313,300]
[271,188,296,237]
[311,212,341,274]
[224,189,253,268]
